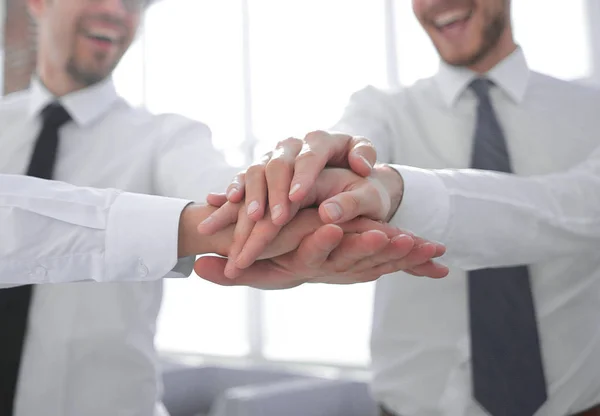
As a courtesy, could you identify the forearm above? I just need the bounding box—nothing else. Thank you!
[387,156,600,269]
[0,175,198,284]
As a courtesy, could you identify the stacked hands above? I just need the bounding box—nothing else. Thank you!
[192,131,449,289]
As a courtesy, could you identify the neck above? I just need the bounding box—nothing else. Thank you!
[468,29,517,74]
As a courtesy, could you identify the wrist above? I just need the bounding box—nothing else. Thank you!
[373,164,404,222]
[178,204,230,257]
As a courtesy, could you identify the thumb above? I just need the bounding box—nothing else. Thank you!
[318,182,389,224]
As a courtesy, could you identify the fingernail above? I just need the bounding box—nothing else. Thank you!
[289,183,301,197]
[391,234,409,243]
[324,203,343,222]
[227,187,238,199]
[224,261,237,279]
[359,155,373,171]
[200,216,213,226]
[247,201,260,215]
[271,204,283,220]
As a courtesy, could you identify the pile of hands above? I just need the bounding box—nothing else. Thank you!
[189,131,449,289]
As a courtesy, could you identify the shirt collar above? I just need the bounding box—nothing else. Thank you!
[28,76,120,126]
[434,46,530,107]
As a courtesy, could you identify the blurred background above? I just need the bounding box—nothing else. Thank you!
[2,0,599,377]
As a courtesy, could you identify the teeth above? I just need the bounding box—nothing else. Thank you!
[87,28,119,42]
[434,9,471,27]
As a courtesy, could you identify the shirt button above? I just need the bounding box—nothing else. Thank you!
[137,259,149,277]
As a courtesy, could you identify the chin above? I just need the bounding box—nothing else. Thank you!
[437,46,483,68]
[68,67,109,87]
[441,54,476,67]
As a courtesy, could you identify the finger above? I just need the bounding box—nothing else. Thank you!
[292,224,344,269]
[347,136,377,177]
[265,138,303,226]
[365,242,441,277]
[405,261,449,278]
[245,152,272,221]
[412,235,446,258]
[206,192,228,207]
[234,218,283,270]
[319,184,388,223]
[336,217,401,239]
[289,131,354,203]
[325,230,390,272]
[224,203,258,278]
[194,256,305,290]
[225,172,246,203]
[197,201,241,235]
[349,234,416,273]
[324,214,446,260]
[194,256,237,286]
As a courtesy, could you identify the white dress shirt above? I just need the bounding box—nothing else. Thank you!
[0,78,237,416]
[333,48,600,415]
[390,144,600,270]
[0,174,192,285]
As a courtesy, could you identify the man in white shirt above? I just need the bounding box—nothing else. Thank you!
[205,0,600,414]
[0,0,442,415]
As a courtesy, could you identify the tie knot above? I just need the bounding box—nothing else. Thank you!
[469,78,493,101]
[41,102,72,129]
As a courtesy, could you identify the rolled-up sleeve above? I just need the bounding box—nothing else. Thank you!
[388,146,600,270]
[0,174,191,285]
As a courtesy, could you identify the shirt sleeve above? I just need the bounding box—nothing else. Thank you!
[0,174,191,286]
[330,86,398,162]
[153,114,240,200]
[388,146,600,270]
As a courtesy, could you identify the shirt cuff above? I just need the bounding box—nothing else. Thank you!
[105,192,193,282]
[388,165,451,243]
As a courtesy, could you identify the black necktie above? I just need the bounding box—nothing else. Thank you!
[0,102,72,415]
[468,78,547,416]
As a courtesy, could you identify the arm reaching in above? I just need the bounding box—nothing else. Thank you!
[201,143,600,274]
[0,173,447,286]
[386,147,600,269]
[0,174,191,285]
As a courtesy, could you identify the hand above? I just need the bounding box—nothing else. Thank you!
[180,203,337,259]
[181,203,447,285]
[194,224,448,290]
[222,131,377,226]
[199,167,405,273]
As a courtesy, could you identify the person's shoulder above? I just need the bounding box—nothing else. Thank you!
[152,112,212,139]
[0,90,31,130]
[0,90,30,116]
[115,101,212,139]
[346,79,433,110]
[123,104,213,145]
[528,71,600,101]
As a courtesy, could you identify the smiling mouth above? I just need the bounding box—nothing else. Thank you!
[84,28,121,46]
[432,9,473,31]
